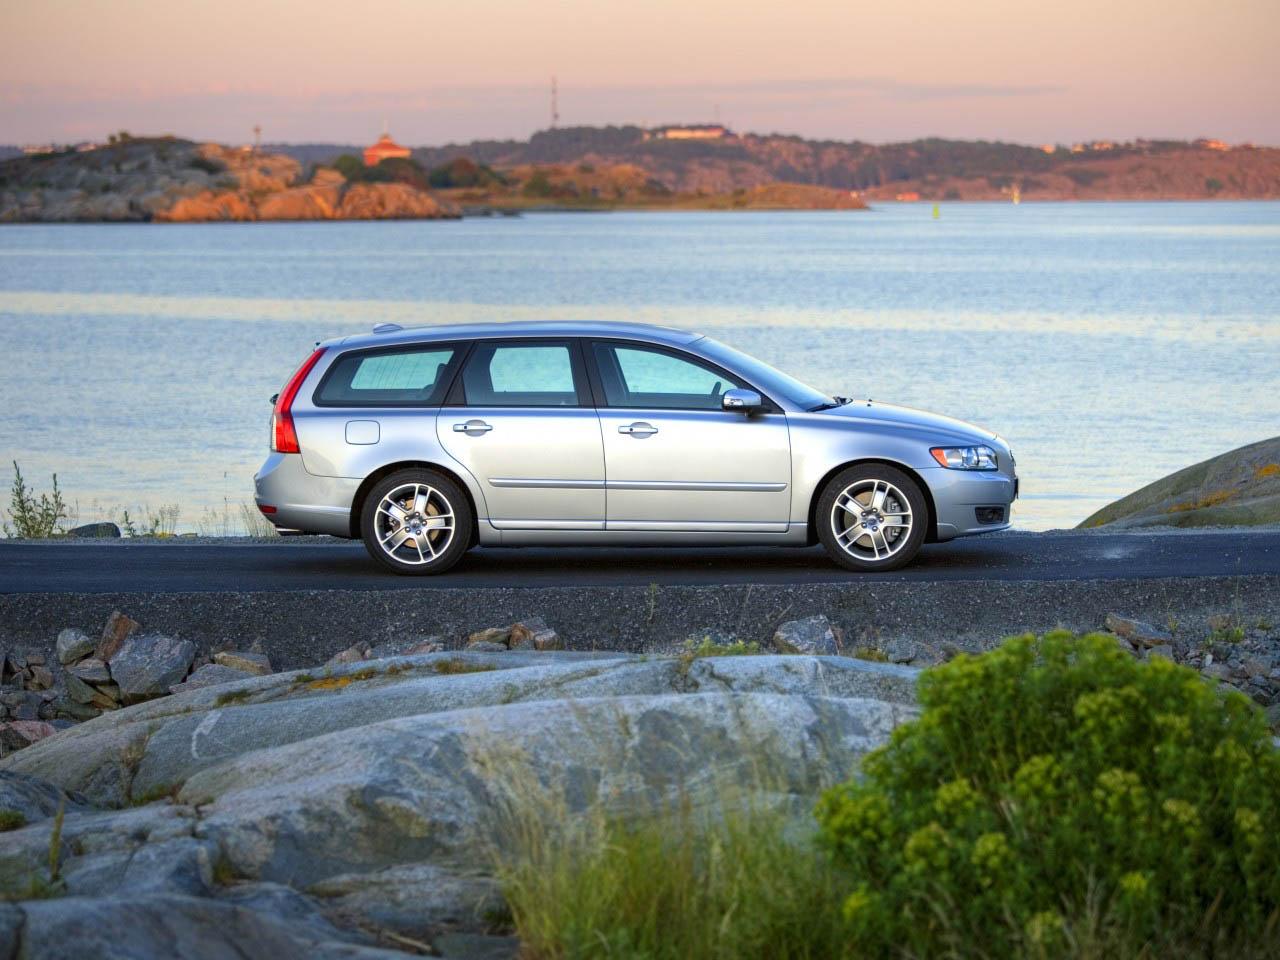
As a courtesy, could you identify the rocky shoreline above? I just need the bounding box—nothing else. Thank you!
[1,626,919,957]
[1,605,1277,956]
[0,138,458,223]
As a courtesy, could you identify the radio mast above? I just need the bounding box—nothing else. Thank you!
[550,76,560,129]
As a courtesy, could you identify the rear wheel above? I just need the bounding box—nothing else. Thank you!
[816,464,928,572]
[360,469,472,575]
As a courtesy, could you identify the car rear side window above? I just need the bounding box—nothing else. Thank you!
[315,346,460,406]
[461,342,585,407]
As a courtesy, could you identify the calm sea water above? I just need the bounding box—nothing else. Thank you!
[1,202,1278,533]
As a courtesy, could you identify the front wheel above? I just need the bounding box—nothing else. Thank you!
[816,464,928,572]
[360,469,473,575]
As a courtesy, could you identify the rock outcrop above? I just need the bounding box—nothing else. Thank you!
[0,138,459,223]
[1079,435,1280,528]
[0,648,918,956]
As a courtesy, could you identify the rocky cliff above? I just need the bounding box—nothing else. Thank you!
[0,138,459,223]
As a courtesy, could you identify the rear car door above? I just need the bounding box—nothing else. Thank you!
[589,340,792,531]
[438,339,605,530]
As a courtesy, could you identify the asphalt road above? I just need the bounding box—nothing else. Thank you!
[2,530,1278,593]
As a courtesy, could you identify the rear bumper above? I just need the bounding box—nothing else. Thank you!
[923,466,1018,541]
[253,453,360,538]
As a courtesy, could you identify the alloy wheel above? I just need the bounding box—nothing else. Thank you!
[830,478,914,563]
[373,482,455,566]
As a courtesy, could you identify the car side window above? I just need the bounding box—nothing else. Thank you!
[593,343,748,410]
[315,346,459,406]
[461,342,583,407]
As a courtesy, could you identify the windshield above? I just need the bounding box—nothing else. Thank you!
[695,337,833,410]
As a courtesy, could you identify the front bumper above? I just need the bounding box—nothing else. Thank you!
[922,465,1018,541]
[254,452,361,538]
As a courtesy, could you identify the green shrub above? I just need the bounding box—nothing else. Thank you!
[1063,168,1107,187]
[816,631,1280,959]
[427,156,505,189]
[331,154,381,183]
[522,170,554,198]
[4,460,68,538]
[187,154,226,175]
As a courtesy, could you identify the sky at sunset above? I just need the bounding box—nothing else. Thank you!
[2,0,1277,147]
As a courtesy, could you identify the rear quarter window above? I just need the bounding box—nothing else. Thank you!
[314,345,460,406]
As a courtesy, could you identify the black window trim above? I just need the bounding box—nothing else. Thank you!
[583,337,782,414]
[311,340,468,409]
[447,337,594,409]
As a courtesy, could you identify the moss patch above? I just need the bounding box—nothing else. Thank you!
[432,659,498,676]
[306,676,355,691]
[1165,487,1237,513]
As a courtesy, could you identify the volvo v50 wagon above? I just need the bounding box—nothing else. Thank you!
[255,321,1017,575]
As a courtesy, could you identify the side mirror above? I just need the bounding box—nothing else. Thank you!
[722,388,763,413]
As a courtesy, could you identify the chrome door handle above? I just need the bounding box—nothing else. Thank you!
[453,420,493,434]
[618,422,658,437]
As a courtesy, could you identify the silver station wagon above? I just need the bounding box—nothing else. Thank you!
[255,321,1017,574]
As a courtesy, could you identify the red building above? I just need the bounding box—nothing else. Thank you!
[363,132,411,167]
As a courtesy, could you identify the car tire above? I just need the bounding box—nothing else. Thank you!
[360,468,473,575]
[816,464,928,572]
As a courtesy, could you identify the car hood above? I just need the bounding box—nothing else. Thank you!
[815,399,996,444]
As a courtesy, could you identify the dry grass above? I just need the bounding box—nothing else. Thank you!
[492,791,851,959]
[476,724,854,960]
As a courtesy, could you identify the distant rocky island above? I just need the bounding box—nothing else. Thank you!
[5,126,1278,223]
[0,135,866,223]
[0,138,460,223]
[396,126,1280,202]
[261,126,1280,203]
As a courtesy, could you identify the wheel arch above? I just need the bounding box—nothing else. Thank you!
[806,458,939,545]
[350,460,481,545]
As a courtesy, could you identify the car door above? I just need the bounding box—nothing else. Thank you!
[438,339,605,530]
[589,340,792,531]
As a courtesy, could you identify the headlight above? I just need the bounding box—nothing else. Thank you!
[930,445,998,470]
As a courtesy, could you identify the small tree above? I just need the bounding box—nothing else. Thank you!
[332,154,366,182]
[522,170,554,198]
[4,461,68,538]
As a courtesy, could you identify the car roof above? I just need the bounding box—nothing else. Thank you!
[323,320,703,352]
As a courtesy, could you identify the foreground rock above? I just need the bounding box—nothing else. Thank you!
[1080,435,1280,528]
[772,615,842,655]
[0,649,918,956]
[12,894,410,959]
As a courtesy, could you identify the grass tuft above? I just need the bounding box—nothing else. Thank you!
[493,792,851,959]
[676,637,761,675]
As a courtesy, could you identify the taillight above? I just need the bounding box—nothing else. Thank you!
[271,348,326,454]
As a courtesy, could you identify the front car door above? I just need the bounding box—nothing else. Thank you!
[438,339,605,530]
[589,340,792,532]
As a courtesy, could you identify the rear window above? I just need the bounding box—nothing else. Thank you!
[460,342,583,407]
[314,345,459,406]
